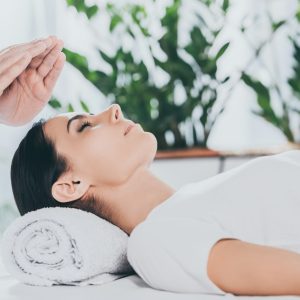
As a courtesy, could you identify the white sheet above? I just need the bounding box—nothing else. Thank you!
[1,243,300,300]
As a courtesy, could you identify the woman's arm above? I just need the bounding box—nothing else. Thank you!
[207,238,300,296]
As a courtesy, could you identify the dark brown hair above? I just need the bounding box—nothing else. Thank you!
[10,119,111,222]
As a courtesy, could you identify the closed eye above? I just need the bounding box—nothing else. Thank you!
[77,121,92,132]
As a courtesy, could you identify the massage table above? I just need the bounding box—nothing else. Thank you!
[1,240,299,300]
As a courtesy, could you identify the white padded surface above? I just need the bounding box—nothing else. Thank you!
[1,238,300,300]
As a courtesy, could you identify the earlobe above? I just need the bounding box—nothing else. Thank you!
[51,174,89,203]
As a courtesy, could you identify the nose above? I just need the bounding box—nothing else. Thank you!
[109,103,123,123]
[92,104,123,125]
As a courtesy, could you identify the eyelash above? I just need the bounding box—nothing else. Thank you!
[78,121,92,132]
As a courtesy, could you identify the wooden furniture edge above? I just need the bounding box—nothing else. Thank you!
[154,143,300,160]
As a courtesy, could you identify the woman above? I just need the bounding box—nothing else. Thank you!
[10,103,300,296]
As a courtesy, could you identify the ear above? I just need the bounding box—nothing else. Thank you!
[51,171,90,203]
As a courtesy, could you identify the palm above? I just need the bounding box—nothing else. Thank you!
[0,37,65,126]
[1,68,52,125]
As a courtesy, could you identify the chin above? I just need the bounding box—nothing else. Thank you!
[146,132,158,163]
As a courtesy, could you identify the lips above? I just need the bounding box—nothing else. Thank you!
[124,123,135,136]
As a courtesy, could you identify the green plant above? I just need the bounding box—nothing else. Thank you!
[66,0,98,19]
[240,7,300,143]
[50,0,231,150]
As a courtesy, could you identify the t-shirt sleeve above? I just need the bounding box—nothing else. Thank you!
[127,217,241,295]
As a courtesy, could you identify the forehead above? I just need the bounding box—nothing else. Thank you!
[45,112,73,128]
[43,112,89,138]
[54,112,84,120]
[46,112,90,125]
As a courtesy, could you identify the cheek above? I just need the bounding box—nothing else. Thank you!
[78,131,157,184]
[121,132,158,170]
[81,133,127,182]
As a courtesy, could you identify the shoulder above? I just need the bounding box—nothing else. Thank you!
[126,218,232,293]
[127,219,189,291]
[127,220,161,262]
[127,218,193,290]
[127,218,182,253]
[127,220,167,289]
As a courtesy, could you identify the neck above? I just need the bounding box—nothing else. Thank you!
[95,167,176,235]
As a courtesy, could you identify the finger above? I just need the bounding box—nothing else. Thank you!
[37,39,64,77]
[23,38,55,59]
[0,50,29,74]
[0,40,51,69]
[0,53,32,95]
[0,36,54,55]
[28,47,53,69]
[29,37,60,69]
[0,41,46,65]
[0,37,54,64]
[0,40,37,54]
[44,52,65,91]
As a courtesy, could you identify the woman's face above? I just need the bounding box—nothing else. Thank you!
[43,104,157,187]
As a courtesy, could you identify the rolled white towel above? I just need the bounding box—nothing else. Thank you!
[0,207,134,286]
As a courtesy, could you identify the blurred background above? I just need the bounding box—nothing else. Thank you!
[0,0,299,236]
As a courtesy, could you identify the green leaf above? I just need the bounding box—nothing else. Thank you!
[215,42,230,61]
[86,5,99,19]
[66,0,98,19]
[63,48,89,71]
[242,73,280,127]
[244,72,295,142]
[48,97,62,109]
[130,5,149,37]
[67,103,75,112]
[297,10,300,22]
[222,0,230,12]
[241,73,270,106]
[288,41,300,97]
[184,26,216,76]
[98,49,114,65]
[272,20,286,32]
[80,100,90,113]
[221,76,230,83]
[110,15,122,32]
[202,0,212,5]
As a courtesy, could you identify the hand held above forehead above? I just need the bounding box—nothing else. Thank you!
[0,36,65,126]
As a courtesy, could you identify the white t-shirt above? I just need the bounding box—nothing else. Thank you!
[127,150,300,295]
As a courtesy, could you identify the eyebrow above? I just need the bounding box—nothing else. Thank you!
[67,113,94,133]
